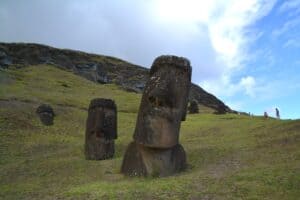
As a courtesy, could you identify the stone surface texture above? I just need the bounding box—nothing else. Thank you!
[36,104,55,126]
[85,98,117,160]
[121,55,191,177]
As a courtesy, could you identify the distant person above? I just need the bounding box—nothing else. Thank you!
[275,108,280,119]
[264,111,268,118]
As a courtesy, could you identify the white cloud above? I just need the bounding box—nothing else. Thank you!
[200,75,256,98]
[283,38,300,48]
[240,76,256,97]
[154,0,277,99]
[225,100,244,111]
[278,0,300,13]
[191,0,276,98]
[207,0,273,69]
[0,0,277,100]
[272,18,300,38]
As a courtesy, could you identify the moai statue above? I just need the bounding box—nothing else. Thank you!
[36,104,55,126]
[121,55,192,177]
[264,111,268,118]
[275,108,280,119]
[214,104,226,115]
[188,99,199,114]
[85,98,117,160]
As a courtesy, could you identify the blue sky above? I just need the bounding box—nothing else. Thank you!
[221,0,300,119]
[0,0,299,119]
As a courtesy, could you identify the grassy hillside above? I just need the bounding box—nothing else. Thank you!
[0,66,299,200]
[0,42,232,113]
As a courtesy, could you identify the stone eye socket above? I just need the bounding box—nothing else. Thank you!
[148,95,174,108]
[175,70,184,76]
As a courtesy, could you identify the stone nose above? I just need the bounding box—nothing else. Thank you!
[94,111,105,135]
[148,88,174,108]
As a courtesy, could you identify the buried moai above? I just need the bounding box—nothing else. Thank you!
[36,104,55,126]
[121,55,192,177]
[188,99,199,114]
[85,98,117,160]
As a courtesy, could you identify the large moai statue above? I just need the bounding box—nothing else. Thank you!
[121,55,192,177]
[85,98,117,160]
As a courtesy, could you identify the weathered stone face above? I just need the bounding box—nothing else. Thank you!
[86,107,117,140]
[121,142,186,177]
[36,104,54,126]
[133,56,192,148]
[85,98,117,160]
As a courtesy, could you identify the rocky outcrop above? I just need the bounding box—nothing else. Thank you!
[0,42,232,113]
[189,84,231,112]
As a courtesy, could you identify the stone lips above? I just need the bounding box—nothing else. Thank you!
[85,98,117,160]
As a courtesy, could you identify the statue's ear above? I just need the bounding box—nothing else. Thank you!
[181,88,190,121]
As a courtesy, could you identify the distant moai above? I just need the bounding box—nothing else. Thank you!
[188,99,199,114]
[85,98,117,160]
[121,55,192,177]
[275,108,280,119]
[36,104,55,126]
[264,111,268,118]
[214,104,226,114]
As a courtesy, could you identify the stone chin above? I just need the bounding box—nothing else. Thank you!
[147,116,178,148]
[134,107,181,148]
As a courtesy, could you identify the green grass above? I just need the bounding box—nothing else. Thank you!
[0,65,141,112]
[0,65,299,199]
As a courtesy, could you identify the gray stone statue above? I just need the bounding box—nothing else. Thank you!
[85,98,117,160]
[121,55,192,177]
[36,104,55,126]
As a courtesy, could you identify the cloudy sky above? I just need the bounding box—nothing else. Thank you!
[1,0,300,119]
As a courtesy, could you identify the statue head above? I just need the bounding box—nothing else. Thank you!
[86,98,117,140]
[85,98,117,160]
[133,55,192,148]
[188,99,199,114]
[36,104,55,126]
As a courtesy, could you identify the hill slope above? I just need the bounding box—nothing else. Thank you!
[0,42,231,113]
[0,66,299,199]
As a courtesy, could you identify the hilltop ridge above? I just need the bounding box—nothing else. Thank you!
[0,42,232,113]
